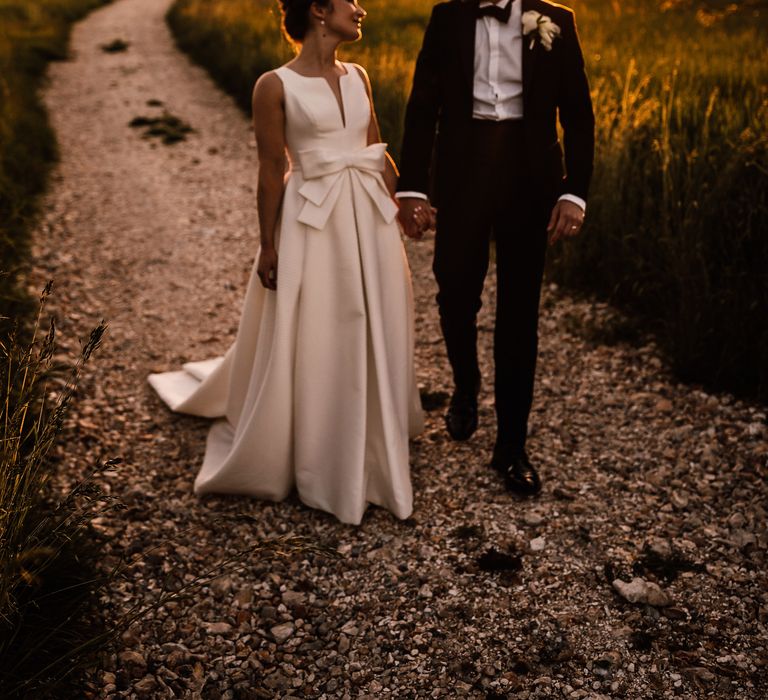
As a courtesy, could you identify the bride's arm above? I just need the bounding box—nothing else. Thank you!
[252,72,287,290]
[354,65,399,197]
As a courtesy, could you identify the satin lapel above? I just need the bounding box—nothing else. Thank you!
[521,0,539,98]
[459,0,479,90]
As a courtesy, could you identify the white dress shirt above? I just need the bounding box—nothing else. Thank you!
[397,0,586,212]
[473,0,524,120]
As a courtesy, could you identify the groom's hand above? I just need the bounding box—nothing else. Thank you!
[397,197,435,239]
[547,200,585,245]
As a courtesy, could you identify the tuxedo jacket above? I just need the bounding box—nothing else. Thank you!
[398,0,595,206]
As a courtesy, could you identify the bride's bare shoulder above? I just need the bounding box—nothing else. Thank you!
[252,70,284,109]
[253,70,284,92]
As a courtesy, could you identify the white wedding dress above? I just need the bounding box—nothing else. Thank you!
[148,63,423,525]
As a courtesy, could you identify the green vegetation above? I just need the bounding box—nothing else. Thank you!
[551,0,768,400]
[0,286,115,698]
[168,0,768,402]
[0,0,109,327]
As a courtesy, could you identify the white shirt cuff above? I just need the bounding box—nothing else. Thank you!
[395,191,429,201]
[558,193,586,213]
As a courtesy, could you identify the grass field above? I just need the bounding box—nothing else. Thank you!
[168,0,767,403]
[0,0,109,328]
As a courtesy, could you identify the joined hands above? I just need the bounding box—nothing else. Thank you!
[397,197,584,243]
[397,197,437,239]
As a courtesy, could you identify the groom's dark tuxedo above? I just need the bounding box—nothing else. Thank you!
[399,0,595,458]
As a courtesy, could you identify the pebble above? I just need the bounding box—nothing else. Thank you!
[118,650,147,679]
[210,576,233,596]
[524,511,545,526]
[235,587,254,606]
[646,537,672,558]
[270,623,295,643]
[281,590,306,607]
[613,578,673,607]
[134,675,157,697]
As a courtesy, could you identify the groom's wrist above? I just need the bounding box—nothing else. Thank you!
[395,191,429,201]
[558,193,586,213]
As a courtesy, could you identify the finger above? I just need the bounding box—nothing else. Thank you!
[547,205,560,233]
[548,207,564,240]
[407,221,423,240]
[564,217,581,238]
[555,216,572,242]
[552,215,574,244]
[548,213,563,244]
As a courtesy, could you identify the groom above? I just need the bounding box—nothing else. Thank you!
[397,0,594,495]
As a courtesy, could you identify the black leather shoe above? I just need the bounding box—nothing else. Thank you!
[490,447,542,496]
[444,389,478,441]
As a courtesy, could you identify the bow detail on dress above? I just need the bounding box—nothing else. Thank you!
[296,143,399,230]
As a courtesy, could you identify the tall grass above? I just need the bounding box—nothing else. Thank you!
[167,0,768,401]
[0,283,116,697]
[552,0,768,399]
[0,0,109,328]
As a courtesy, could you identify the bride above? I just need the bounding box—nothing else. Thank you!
[148,0,426,525]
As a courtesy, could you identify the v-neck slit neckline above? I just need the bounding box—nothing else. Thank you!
[284,65,351,129]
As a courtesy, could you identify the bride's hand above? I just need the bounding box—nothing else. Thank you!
[257,247,278,290]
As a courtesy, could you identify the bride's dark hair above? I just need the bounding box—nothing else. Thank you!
[279,0,331,43]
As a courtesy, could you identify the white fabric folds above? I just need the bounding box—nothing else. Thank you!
[148,64,423,525]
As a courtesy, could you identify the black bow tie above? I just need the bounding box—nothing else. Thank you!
[476,0,513,23]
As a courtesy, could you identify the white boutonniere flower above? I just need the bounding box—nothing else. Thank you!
[522,10,561,51]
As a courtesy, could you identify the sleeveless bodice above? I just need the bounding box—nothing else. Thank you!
[274,63,398,231]
[276,63,371,163]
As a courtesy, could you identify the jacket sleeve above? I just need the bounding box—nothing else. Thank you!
[397,6,444,194]
[557,11,595,202]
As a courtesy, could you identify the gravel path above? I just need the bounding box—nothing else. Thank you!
[28,0,768,697]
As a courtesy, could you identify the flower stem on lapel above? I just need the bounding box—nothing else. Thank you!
[522,10,561,51]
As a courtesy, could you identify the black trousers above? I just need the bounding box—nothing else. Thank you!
[434,120,551,452]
